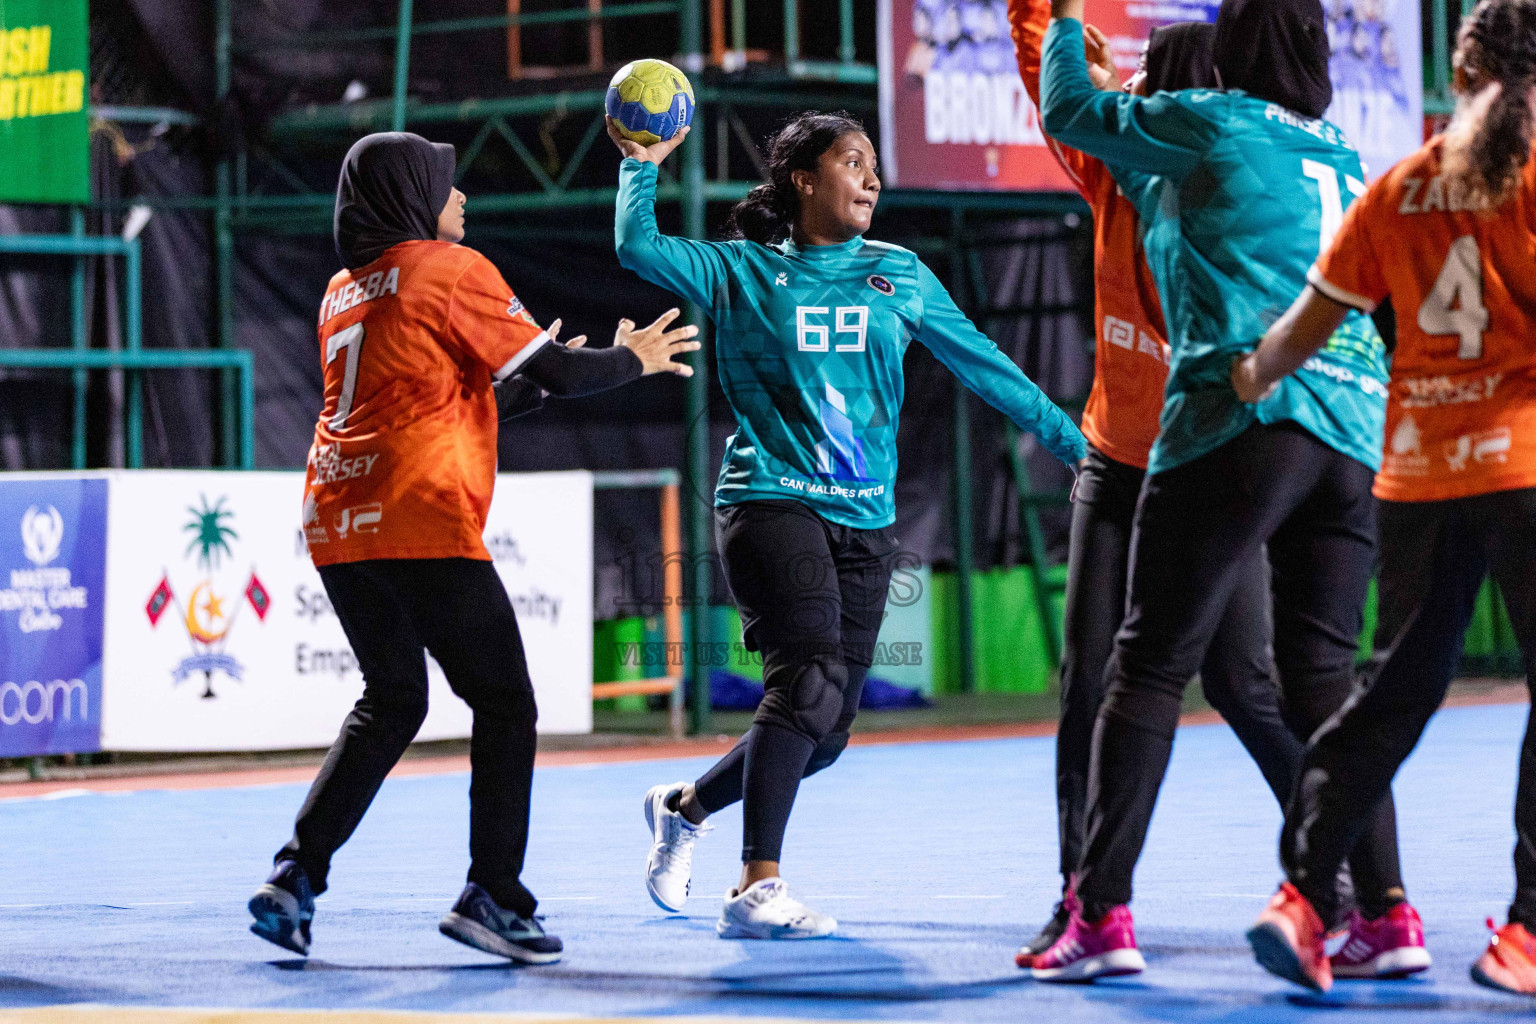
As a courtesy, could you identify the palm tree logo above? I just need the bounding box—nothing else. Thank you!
[146,493,267,700]
[184,495,238,572]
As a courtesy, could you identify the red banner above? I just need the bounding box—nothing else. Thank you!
[879,0,1224,191]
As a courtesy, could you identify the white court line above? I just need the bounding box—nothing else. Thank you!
[1204,893,1275,899]
[932,895,1005,900]
[0,900,196,908]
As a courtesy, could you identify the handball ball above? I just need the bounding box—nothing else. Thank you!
[606,59,696,146]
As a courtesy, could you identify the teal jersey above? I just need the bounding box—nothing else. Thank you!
[1041,19,1390,475]
[616,159,1086,528]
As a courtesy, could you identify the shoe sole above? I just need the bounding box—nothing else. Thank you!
[1470,958,1536,995]
[248,885,309,956]
[643,784,688,913]
[1031,948,1145,982]
[1248,921,1328,992]
[439,912,562,965]
[717,918,836,940]
[1332,946,1433,979]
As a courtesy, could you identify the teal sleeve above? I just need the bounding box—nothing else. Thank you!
[614,158,740,311]
[913,258,1087,468]
[1040,18,1218,182]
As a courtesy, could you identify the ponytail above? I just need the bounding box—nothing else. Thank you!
[726,183,794,245]
[1443,0,1536,210]
[725,111,867,245]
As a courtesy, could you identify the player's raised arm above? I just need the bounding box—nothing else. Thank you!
[1039,15,1216,181]
[610,121,742,313]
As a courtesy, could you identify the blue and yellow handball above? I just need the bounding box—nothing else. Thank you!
[605,59,695,146]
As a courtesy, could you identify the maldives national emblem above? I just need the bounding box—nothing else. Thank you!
[144,494,270,699]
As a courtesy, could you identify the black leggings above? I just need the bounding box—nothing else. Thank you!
[695,500,896,863]
[1057,447,1300,882]
[278,558,541,918]
[1285,488,1536,929]
[1075,423,1404,919]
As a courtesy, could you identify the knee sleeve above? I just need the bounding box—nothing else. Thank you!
[804,731,850,776]
[754,658,848,743]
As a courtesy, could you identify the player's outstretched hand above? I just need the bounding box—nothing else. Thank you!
[607,120,690,166]
[1084,25,1120,92]
[546,318,588,350]
[617,308,701,376]
[1230,353,1278,404]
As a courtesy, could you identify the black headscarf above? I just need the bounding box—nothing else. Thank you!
[1145,22,1219,94]
[1214,0,1332,119]
[334,132,456,270]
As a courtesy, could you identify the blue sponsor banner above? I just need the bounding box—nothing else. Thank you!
[0,478,106,755]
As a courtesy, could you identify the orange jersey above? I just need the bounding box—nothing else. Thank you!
[302,239,550,566]
[1311,137,1536,502]
[1009,0,1170,468]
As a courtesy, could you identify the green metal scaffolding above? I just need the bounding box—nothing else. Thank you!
[0,231,255,470]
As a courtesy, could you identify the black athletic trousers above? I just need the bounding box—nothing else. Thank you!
[1284,487,1536,929]
[1057,446,1300,882]
[694,499,896,863]
[1075,422,1404,920]
[278,557,541,919]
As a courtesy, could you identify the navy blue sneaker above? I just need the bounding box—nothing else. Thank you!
[248,860,316,956]
[439,883,562,964]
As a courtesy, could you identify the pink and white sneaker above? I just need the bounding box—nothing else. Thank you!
[1031,896,1146,983]
[1330,902,1432,979]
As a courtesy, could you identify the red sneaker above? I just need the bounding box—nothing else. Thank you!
[1248,882,1333,992]
[1471,919,1536,995]
[1031,898,1146,983]
[1330,903,1432,979]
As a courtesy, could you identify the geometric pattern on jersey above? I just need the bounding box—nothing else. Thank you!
[616,158,1086,529]
[1042,18,1389,475]
[816,383,874,482]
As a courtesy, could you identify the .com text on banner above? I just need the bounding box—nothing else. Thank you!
[0,476,106,756]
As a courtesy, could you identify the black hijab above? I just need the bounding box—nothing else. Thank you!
[1214,0,1332,119]
[1145,22,1219,94]
[334,132,456,270]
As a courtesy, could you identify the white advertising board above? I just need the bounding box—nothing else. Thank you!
[99,470,592,751]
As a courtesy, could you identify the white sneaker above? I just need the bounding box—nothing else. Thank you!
[644,782,711,912]
[717,878,836,939]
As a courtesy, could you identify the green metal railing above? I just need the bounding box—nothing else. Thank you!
[1425,0,1480,117]
[0,234,255,470]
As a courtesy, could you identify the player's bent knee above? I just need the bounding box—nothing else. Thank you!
[804,730,849,776]
[755,658,848,743]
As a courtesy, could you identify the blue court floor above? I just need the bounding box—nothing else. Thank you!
[1,703,1532,1023]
